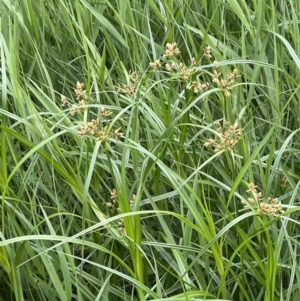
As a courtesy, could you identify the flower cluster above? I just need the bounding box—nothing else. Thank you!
[78,118,100,138]
[187,81,209,93]
[279,175,288,188]
[106,189,118,209]
[60,81,89,115]
[74,81,89,101]
[106,190,136,211]
[59,82,123,142]
[115,70,139,97]
[105,190,137,235]
[203,46,212,59]
[149,60,161,71]
[148,42,239,97]
[163,42,180,58]
[242,183,284,215]
[78,119,123,142]
[115,83,136,97]
[149,42,198,81]
[204,120,242,152]
[130,194,136,205]
[212,68,239,97]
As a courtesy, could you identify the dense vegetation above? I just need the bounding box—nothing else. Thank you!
[1,0,300,300]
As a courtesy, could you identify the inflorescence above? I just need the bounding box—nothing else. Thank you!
[61,82,123,143]
[242,183,284,215]
[204,120,242,152]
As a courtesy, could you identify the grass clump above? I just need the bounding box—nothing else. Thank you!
[1,0,300,301]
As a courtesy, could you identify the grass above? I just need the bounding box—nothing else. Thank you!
[1,0,300,300]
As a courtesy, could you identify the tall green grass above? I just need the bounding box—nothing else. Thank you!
[1,0,300,300]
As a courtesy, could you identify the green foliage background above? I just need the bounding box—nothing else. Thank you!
[1,0,300,300]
